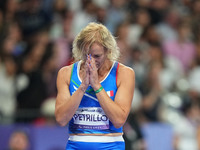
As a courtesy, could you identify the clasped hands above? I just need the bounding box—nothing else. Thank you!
[81,54,101,92]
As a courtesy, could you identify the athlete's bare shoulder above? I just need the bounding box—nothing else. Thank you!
[57,64,74,85]
[58,64,73,75]
[118,63,135,74]
[117,63,135,85]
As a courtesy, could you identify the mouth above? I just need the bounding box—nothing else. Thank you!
[95,63,100,68]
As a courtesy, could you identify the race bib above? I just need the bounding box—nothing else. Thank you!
[72,107,109,130]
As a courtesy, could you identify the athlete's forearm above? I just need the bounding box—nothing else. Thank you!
[95,90,129,129]
[55,84,86,126]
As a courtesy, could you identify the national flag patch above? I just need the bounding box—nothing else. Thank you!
[107,90,114,97]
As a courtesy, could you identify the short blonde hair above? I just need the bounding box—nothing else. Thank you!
[72,22,120,62]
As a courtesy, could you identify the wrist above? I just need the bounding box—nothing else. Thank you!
[92,83,102,91]
[80,84,88,93]
[95,86,103,94]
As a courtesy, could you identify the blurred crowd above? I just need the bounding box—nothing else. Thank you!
[0,0,200,150]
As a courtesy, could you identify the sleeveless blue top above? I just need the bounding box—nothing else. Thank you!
[68,61,122,134]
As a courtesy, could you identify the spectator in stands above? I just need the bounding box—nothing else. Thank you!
[7,129,30,150]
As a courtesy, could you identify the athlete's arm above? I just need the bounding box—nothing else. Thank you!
[55,64,89,126]
[94,64,135,128]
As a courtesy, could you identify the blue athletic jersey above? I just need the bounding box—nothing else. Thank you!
[68,61,122,135]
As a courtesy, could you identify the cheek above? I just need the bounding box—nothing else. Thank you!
[93,58,100,67]
[95,57,105,68]
[94,60,100,68]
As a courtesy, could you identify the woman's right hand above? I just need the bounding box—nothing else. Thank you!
[80,60,90,92]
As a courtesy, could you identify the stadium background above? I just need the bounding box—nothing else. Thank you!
[0,0,200,150]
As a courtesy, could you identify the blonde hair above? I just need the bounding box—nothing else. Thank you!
[72,22,120,61]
